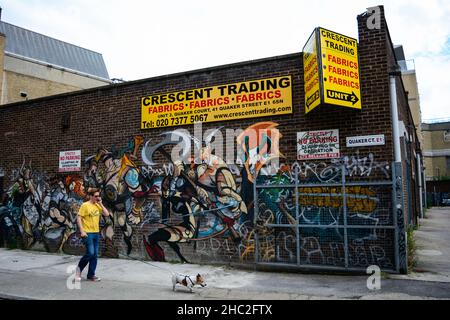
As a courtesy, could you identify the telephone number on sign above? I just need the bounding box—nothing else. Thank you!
[156,114,208,127]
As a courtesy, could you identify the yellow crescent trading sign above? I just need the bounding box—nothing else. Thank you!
[303,30,321,114]
[303,27,362,114]
[141,76,292,129]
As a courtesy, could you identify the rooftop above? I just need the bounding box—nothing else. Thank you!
[422,120,450,131]
[0,20,109,80]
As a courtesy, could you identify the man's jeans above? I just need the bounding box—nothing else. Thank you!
[78,232,100,279]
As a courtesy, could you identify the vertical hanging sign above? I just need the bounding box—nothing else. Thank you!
[303,30,321,114]
[303,27,362,114]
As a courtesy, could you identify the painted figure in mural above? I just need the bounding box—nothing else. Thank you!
[75,188,110,282]
[194,146,248,234]
[237,121,283,226]
[5,161,48,248]
[84,135,155,255]
[141,130,249,262]
[143,162,197,263]
[41,175,85,252]
[0,166,90,252]
[237,122,283,183]
[0,193,21,247]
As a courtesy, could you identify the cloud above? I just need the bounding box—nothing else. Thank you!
[384,0,450,55]
[376,0,450,120]
[415,54,450,121]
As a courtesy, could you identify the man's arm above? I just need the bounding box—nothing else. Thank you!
[98,200,110,217]
[77,215,87,238]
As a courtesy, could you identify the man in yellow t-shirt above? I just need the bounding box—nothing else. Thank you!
[75,189,110,282]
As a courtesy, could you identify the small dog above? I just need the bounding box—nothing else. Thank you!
[172,273,206,292]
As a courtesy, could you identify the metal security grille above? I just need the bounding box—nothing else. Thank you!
[253,162,403,273]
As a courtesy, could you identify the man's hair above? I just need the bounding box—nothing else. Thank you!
[87,188,100,196]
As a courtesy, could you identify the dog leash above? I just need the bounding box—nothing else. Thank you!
[117,252,184,276]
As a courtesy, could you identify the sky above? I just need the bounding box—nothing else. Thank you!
[1,0,449,121]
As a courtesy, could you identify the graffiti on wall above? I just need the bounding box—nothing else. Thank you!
[83,135,158,256]
[249,155,395,269]
[0,126,396,270]
[139,122,281,262]
[0,160,87,253]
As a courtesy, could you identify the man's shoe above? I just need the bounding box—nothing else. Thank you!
[87,276,101,282]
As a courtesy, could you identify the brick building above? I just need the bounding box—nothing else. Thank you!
[422,121,450,181]
[0,6,421,274]
[422,121,450,206]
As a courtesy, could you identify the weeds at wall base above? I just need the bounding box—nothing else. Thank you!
[407,226,418,272]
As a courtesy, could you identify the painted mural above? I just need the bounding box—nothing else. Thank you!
[0,161,86,253]
[139,121,280,262]
[0,124,396,270]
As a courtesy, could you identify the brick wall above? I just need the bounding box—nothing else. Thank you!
[0,33,5,103]
[0,6,417,272]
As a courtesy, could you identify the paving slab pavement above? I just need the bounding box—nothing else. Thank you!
[0,248,449,300]
[0,207,450,300]
[390,207,450,283]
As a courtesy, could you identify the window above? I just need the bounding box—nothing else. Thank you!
[444,130,450,142]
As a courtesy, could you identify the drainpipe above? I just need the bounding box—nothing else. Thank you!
[417,153,424,219]
[389,74,402,162]
[423,169,427,217]
[390,69,408,273]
